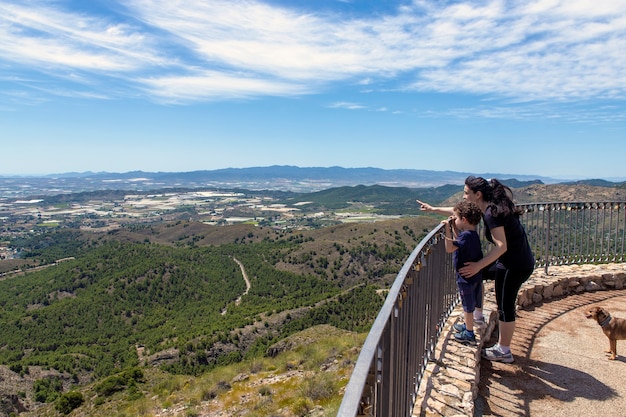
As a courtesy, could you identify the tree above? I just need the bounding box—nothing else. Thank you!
[56,391,84,414]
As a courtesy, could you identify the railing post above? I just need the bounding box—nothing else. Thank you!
[544,207,551,275]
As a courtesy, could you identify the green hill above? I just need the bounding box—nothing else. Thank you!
[561,179,626,188]
[284,183,464,214]
[282,180,554,215]
[0,215,439,416]
[0,239,345,377]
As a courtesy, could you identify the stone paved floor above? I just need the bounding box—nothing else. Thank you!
[476,289,626,417]
[413,264,626,417]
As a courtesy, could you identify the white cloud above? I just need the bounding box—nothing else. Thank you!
[125,0,387,80]
[1,0,625,103]
[408,1,626,99]
[139,70,312,103]
[329,102,366,110]
[417,100,626,124]
[0,2,164,72]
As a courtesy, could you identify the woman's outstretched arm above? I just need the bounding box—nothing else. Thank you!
[416,199,454,216]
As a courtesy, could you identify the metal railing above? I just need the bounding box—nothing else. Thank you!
[520,202,626,272]
[337,201,626,417]
[337,224,457,417]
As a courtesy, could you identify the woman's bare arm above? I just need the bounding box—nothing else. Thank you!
[416,199,454,216]
[459,225,507,278]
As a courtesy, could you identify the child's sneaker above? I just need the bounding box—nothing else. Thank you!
[481,345,514,363]
[474,317,486,328]
[453,322,466,332]
[453,329,476,345]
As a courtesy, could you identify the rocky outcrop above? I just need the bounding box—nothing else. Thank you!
[0,366,81,417]
[0,394,28,416]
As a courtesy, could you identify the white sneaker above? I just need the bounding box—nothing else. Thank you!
[481,345,514,363]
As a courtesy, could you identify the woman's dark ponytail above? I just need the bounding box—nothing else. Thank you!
[465,176,522,218]
[488,178,522,218]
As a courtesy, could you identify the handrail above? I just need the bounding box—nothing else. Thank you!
[337,223,457,417]
[519,202,626,273]
[338,200,626,417]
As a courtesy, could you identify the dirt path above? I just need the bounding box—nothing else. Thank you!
[221,257,251,315]
[232,257,251,305]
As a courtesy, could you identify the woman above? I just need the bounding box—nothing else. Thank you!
[417,176,535,363]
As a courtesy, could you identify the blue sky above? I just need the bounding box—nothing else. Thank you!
[1,0,625,180]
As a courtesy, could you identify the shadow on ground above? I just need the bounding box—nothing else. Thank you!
[475,290,626,417]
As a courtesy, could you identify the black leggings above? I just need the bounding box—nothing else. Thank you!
[494,267,533,322]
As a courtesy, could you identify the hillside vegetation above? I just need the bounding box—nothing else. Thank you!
[6,325,364,417]
[0,215,438,416]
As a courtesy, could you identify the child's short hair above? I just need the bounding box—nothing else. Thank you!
[454,200,482,225]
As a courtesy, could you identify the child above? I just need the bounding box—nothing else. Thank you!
[442,200,485,345]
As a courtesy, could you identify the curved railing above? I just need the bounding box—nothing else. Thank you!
[337,223,457,416]
[521,202,626,271]
[337,201,626,417]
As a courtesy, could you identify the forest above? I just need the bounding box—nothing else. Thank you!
[0,217,436,387]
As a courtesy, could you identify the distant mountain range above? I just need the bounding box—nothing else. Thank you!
[1,165,623,198]
[46,165,560,186]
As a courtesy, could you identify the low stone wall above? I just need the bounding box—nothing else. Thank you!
[413,262,626,417]
[517,263,625,307]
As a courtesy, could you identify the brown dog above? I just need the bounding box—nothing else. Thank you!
[585,306,626,360]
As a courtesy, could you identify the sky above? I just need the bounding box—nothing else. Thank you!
[1,0,625,181]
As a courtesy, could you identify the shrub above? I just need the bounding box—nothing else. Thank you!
[95,367,145,397]
[126,381,144,401]
[56,391,84,414]
[291,397,314,417]
[200,388,216,401]
[33,376,63,403]
[258,385,272,396]
[94,374,126,396]
[300,372,336,401]
[9,364,22,374]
